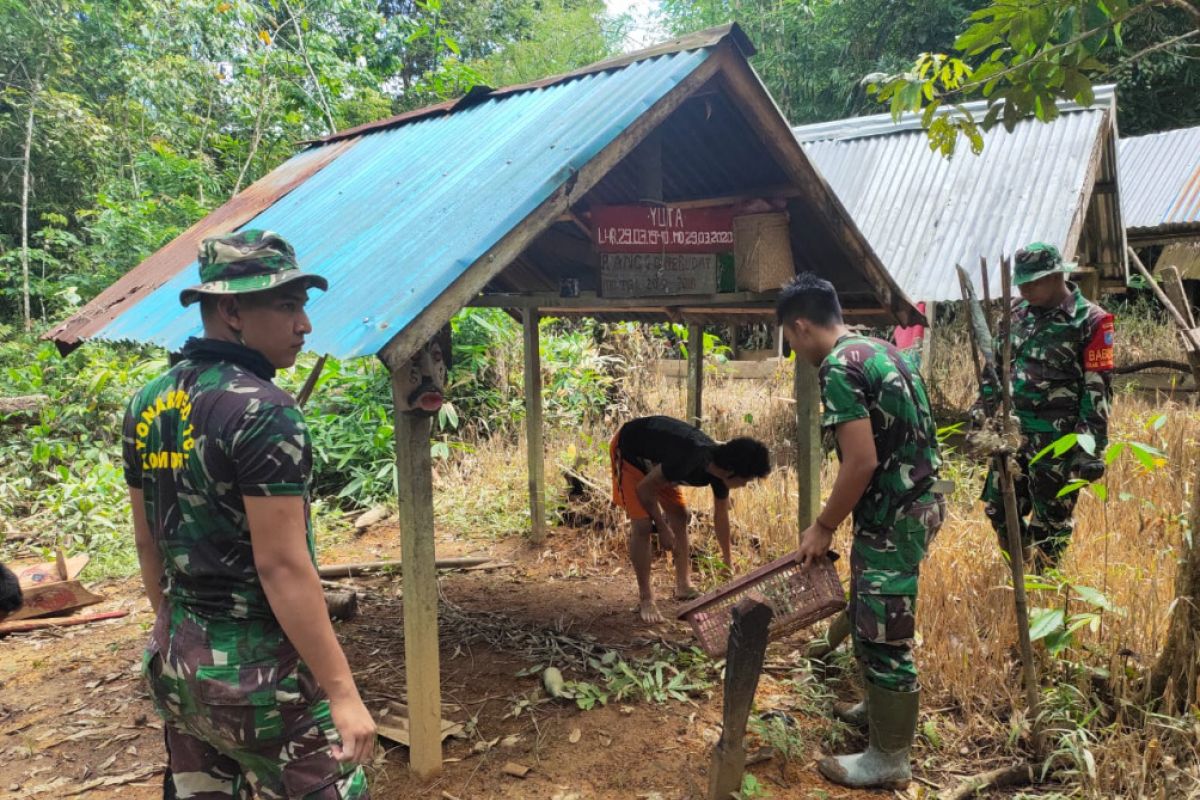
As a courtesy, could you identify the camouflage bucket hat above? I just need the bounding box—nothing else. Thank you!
[179,229,329,307]
[1012,242,1077,286]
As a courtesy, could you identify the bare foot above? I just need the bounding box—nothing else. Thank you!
[638,598,664,624]
[674,585,700,601]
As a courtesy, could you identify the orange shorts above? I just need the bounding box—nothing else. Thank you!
[610,433,687,521]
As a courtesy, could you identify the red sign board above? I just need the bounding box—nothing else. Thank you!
[591,205,735,254]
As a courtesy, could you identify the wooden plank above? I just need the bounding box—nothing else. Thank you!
[794,357,821,535]
[389,384,442,779]
[1161,266,1196,329]
[687,322,704,428]
[0,609,127,635]
[1062,107,1111,264]
[466,290,779,309]
[316,557,490,578]
[523,309,546,542]
[601,253,718,297]
[707,599,773,800]
[377,45,726,371]
[5,580,104,621]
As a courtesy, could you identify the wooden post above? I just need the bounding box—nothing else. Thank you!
[523,308,546,542]
[920,300,936,379]
[686,322,704,428]
[997,256,1043,754]
[707,599,774,800]
[794,357,821,536]
[1161,265,1197,328]
[388,391,442,779]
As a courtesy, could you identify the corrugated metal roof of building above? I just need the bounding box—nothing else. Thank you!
[1118,126,1200,238]
[793,88,1122,302]
[79,48,715,359]
[51,23,921,360]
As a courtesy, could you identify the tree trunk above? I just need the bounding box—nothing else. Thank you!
[20,86,37,333]
[1146,476,1200,713]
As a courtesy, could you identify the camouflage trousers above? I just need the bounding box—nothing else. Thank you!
[849,492,945,693]
[144,605,369,799]
[982,437,1077,566]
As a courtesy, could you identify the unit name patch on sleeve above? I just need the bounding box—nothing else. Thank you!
[1084,313,1115,372]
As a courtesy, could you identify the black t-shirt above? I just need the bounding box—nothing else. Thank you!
[616,415,729,499]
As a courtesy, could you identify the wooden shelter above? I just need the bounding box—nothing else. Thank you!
[47,25,920,777]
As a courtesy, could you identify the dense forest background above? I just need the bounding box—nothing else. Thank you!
[2,0,1197,332]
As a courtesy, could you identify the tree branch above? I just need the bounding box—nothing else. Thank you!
[1101,29,1200,78]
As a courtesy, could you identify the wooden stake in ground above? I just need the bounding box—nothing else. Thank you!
[996,256,1043,752]
[960,259,1041,752]
[707,598,774,800]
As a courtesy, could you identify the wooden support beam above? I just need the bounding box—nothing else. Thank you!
[637,128,663,203]
[523,309,546,542]
[1161,266,1196,328]
[467,290,780,309]
[686,322,704,427]
[389,387,442,779]
[920,301,937,378]
[794,357,821,535]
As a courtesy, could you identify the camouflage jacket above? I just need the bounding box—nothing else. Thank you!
[123,338,314,627]
[820,335,942,533]
[981,284,1113,448]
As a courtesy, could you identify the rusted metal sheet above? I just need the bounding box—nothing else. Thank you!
[45,138,358,353]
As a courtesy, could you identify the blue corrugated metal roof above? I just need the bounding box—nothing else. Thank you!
[93,49,710,358]
[794,88,1122,302]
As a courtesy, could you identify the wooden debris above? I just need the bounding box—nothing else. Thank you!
[0,609,128,635]
[353,505,391,530]
[5,580,104,622]
[942,763,1038,800]
[0,394,47,421]
[11,554,90,588]
[375,711,465,747]
[318,557,490,578]
[501,761,530,778]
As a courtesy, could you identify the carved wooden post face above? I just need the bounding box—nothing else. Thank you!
[395,326,452,417]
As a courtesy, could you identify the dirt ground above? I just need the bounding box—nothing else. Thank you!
[0,521,911,800]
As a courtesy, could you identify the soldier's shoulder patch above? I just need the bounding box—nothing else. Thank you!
[1083,312,1115,372]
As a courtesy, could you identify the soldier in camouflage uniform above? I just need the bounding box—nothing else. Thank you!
[777,273,944,791]
[973,243,1114,568]
[123,230,374,799]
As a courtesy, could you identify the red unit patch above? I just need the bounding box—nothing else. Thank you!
[1084,313,1115,372]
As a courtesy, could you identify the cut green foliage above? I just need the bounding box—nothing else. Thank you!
[558,645,715,710]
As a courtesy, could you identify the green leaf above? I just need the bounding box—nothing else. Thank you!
[1104,442,1126,465]
[1044,628,1073,656]
[1076,433,1096,455]
[956,22,1002,55]
[1073,585,1114,611]
[1029,607,1065,641]
[1057,479,1089,498]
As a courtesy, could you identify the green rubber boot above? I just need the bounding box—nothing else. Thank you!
[804,610,851,661]
[817,681,919,790]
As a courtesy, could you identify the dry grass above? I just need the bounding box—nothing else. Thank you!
[433,312,1200,796]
